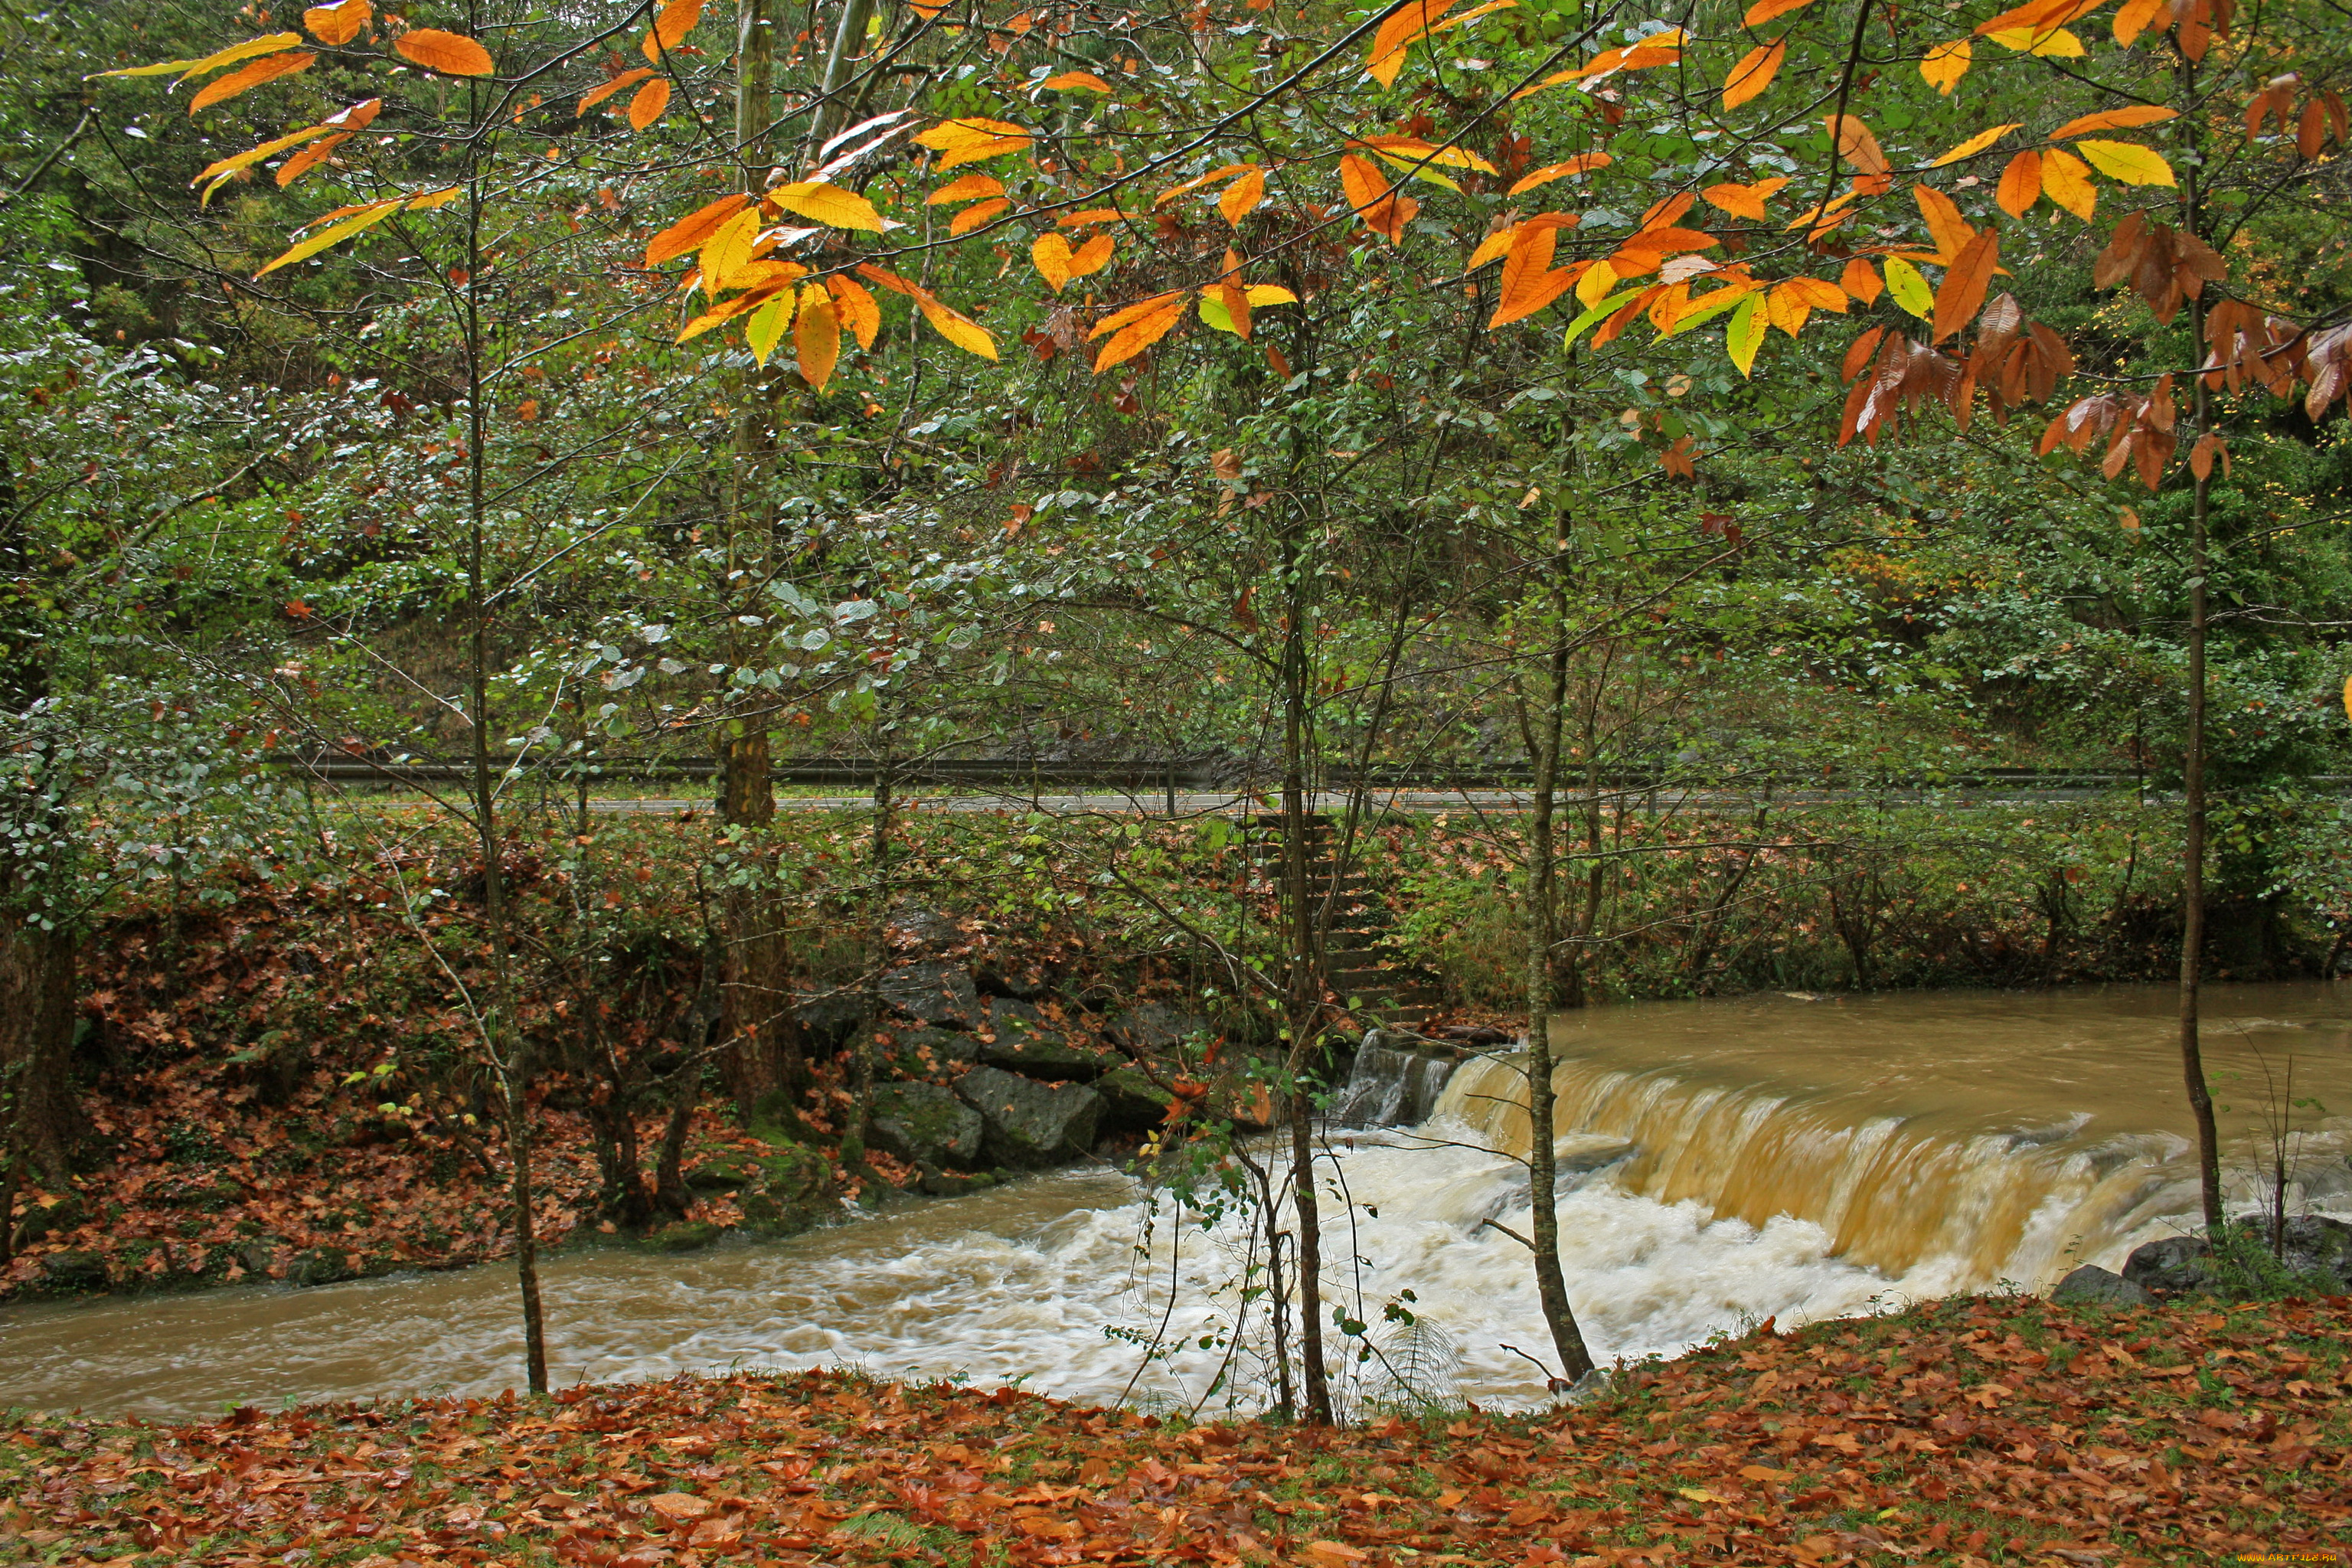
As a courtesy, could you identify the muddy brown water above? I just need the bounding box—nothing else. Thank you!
[5,982,2344,1422]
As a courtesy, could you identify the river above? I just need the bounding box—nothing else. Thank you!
[5,982,2345,1423]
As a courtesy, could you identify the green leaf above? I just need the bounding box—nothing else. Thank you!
[1883,256,1933,320]
[1562,287,1646,349]
[1726,292,1766,376]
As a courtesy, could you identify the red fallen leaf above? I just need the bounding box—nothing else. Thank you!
[645,1491,714,1521]
[686,1511,743,1545]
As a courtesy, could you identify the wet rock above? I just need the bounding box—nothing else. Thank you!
[887,905,961,952]
[288,1247,361,1287]
[236,1241,280,1276]
[976,997,1115,1080]
[974,962,1051,999]
[2052,1264,2151,1306]
[645,1220,721,1253]
[39,1250,109,1293]
[881,960,981,1028]
[2122,1236,2221,1297]
[870,1081,986,1168]
[684,1155,763,1194]
[1094,1065,1177,1130]
[1106,1001,1207,1054]
[792,985,867,1044]
[871,1023,980,1076]
[954,1066,1102,1167]
[916,1164,1000,1198]
[2124,1217,2352,1297]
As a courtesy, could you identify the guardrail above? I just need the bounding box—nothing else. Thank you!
[269,754,2352,794]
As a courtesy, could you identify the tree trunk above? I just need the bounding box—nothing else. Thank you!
[0,899,78,1181]
[2177,67,2223,1235]
[714,0,803,1121]
[1521,559,1597,1384]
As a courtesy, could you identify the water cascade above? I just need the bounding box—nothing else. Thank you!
[1327,1033,1463,1128]
[1436,984,2352,1295]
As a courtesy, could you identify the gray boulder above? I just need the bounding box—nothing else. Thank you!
[880,960,981,1028]
[40,1250,108,1293]
[1107,1001,1207,1054]
[792,985,867,1043]
[869,1023,981,1076]
[870,1081,986,1168]
[2122,1216,2352,1298]
[2052,1264,2152,1306]
[954,1066,1102,1167]
[1095,1065,1178,1130]
[977,996,1115,1079]
[887,905,961,952]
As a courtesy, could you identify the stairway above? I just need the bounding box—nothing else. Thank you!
[1243,813,1439,1028]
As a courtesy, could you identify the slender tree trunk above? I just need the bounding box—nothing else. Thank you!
[460,40,547,1390]
[808,0,877,157]
[1521,554,1596,1384]
[716,0,800,1119]
[2177,64,2223,1234]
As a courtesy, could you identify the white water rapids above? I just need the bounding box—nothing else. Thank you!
[4,982,2346,1422]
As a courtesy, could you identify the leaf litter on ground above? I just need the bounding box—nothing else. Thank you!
[4,1291,2348,1566]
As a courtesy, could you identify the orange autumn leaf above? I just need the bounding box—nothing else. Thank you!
[627,76,671,130]
[303,0,371,45]
[394,28,495,75]
[1997,149,2043,217]
[1721,38,1785,110]
[188,51,315,113]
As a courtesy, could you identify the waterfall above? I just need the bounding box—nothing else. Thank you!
[1328,1033,1462,1128]
[1432,1052,2241,1292]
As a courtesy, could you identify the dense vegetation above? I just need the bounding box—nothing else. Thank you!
[1,0,2347,1452]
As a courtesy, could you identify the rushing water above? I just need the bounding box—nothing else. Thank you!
[5,982,2346,1422]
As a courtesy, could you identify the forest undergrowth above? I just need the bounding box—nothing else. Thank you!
[5,1292,2348,1566]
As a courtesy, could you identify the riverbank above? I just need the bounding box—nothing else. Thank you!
[5,1290,2347,1566]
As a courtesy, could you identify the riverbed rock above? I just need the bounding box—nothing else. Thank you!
[646,1220,722,1253]
[38,1250,109,1293]
[976,997,1115,1080]
[870,1081,986,1168]
[2052,1264,2152,1306]
[916,1163,1000,1198]
[871,1024,981,1076]
[288,1247,361,1287]
[1094,1066,1178,1130]
[13,1191,83,1244]
[1106,1001,1207,1054]
[2122,1217,2352,1298]
[684,1154,763,1194]
[954,1066,1102,1167]
[880,960,981,1028]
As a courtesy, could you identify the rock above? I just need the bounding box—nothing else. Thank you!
[887,905,962,952]
[2122,1236,2221,1297]
[916,1164,1001,1198]
[1106,1001,1208,1054]
[869,1024,980,1077]
[975,962,1051,999]
[645,1220,721,1253]
[39,1250,109,1293]
[792,985,867,1044]
[954,1066,1102,1167]
[2052,1264,2152,1306]
[869,1081,986,1168]
[236,1241,280,1276]
[684,1155,762,1194]
[976,997,1115,1080]
[288,1247,361,1287]
[880,960,981,1028]
[2124,1217,2352,1298]
[1094,1065,1177,1130]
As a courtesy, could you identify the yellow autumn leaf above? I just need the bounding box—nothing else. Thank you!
[1931,122,2020,166]
[826,274,880,349]
[1220,167,1267,224]
[916,295,998,359]
[2040,144,2097,219]
[1032,234,1076,292]
[1920,38,1971,93]
[95,32,302,80]
[698,208,762,292]
[2074,139,2174,185]
[769,181,886,232]
[1987,24,2084,53]
[253,198,402,277]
